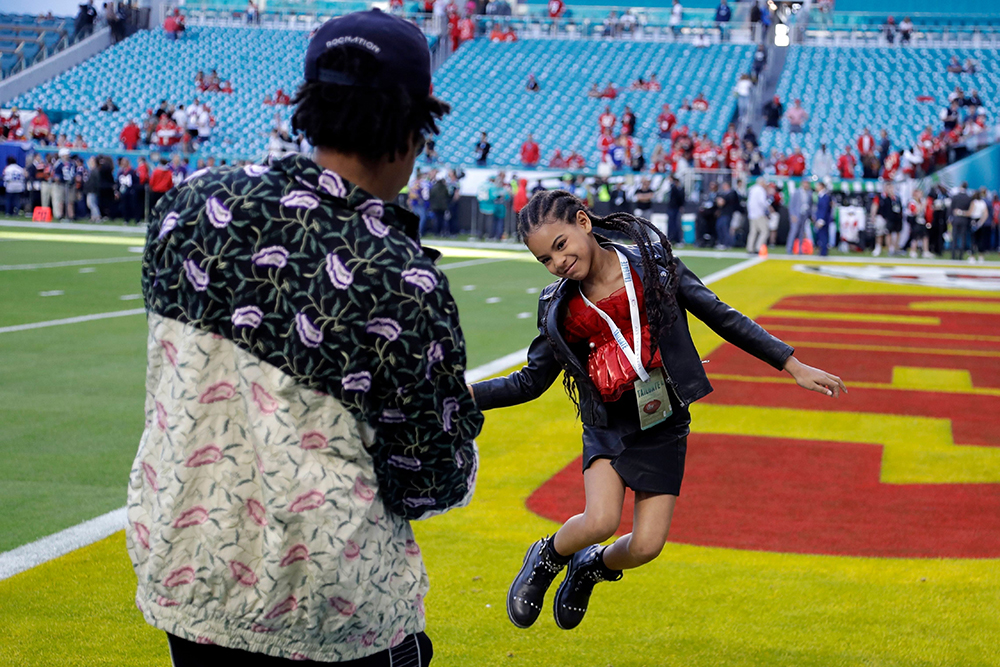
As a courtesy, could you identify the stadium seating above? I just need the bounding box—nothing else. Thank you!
[432,39,752,167]
[10,27,748,168]
[0,13,71,78]
[762,46,1000,164]
[11,27,306,158]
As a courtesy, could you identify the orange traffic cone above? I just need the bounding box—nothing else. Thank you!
[802,238,814,255]
[758,244,769,258]
[792,239,801,255]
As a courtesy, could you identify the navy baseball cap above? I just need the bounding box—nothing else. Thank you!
[304,9,432,99]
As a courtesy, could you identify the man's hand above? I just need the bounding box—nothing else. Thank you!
[783,356,847,397]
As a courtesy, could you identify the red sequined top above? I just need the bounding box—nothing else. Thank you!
[563,266,663,402]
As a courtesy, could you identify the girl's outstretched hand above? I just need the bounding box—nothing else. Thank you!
[783,356,847,397]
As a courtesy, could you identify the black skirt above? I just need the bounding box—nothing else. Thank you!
[581,387,690,496]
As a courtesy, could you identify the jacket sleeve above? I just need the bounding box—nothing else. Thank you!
[469,289,563,410]
[674,259,794,371]
[351,255,483,521]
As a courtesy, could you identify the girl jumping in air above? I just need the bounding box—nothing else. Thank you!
[469,190,846,630]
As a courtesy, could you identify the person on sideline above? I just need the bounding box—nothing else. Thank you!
[127,11,482,665]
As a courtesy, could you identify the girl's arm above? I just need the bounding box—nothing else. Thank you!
[469,331,563,410]
[674,259,846,397]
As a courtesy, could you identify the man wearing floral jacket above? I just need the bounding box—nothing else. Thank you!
[127,10,481,665]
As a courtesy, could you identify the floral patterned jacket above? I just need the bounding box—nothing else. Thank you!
[126,154,483,661]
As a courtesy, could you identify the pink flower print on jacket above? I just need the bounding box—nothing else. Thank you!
[289,490,325,513]
[264,595,298,619]
[199,381,236,404]
[134,521,150,549]
[160,339,179,367]
[185,444,223,467]
[324,252,353,289]
[252,245,289,269]
[251,382,279,414]
[246,498,268,526]
[299,431,327,450]
[404,539,421,557]
[390,628,407,648]
[353,477,376,503]
[360,630,377,647]
[205,196,232,228]
[244,164,269,178]
[401,268,438,294]
[155,595,179,607]
[141,462,159,491]
[172,506,209,528]
[329,596,357,617]
[155,401,168,431]
[163,566,196,588]
[280,544,310,567]
[295,312,323,348]
[442,397,460,433]
[232,305,264,329]
[343,539,360,560]
[196,636,216,645]
[229,560,258,587]
[425,341,444,380]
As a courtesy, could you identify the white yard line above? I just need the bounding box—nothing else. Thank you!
[0,219,146,234]
[0,256,142,271]
[437,257,510,270]
[0,254,763,579]
[0,309,146,335]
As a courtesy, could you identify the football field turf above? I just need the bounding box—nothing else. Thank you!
[1,227,999,666]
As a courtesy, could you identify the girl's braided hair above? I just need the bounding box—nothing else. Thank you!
[517,189,680,412]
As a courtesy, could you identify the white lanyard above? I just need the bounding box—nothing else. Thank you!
[578,248,650,383]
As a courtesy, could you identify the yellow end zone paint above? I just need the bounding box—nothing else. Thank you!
[891,367,973,391]
[0,231,146,246]
[763,309,941,325]
[910,299,1000,314]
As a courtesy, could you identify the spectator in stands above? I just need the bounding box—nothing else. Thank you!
[428,172,450,236]
[456,14,474,47]
[3,157,26,216]
[856,127,875,160]
[749,0,762,41]
[148,158,173,210]
[811,143,833,179]
[691,92,709,112]
[763,95,783,128]
[734,74,752,118]
[787,148,806,177]
[72,133,89,149]
[599,106,616,134]
[746,177,769,253]
[657,103,676,139]
[104,2,123,43]
[519,133,540,166]
[474,130,491,165]
[963,58,979,74]
[899,16,913,44]
[751,45,767,81]
[51,148,76,221]
[548,0,565,18]
[786,181,812,255]
[877,128,891,166]
[946,56,964,74]
[621,106,636,136]
[630,144,646,172]
[744,139,764,176]
[548,149,567,169]
[669,0,683,37]
[860,152,880,179]
[715,180,740,249]
[487,0,512,16]
[164,9,184,40]
[837,145,856,178]
[246,0,260,25]
[566,150,586,169]
[882,16,896,44]
[169,154,188,188]
[786,99,808,133]
[599,82,618,99]
[715,0,731,41]
[75,1,97,41]
[99,96,120,112]
[1,108,22,140]
[526,74,540,92]
[29,108,51,143]
[666,175,685,244]
[941,100,960,132]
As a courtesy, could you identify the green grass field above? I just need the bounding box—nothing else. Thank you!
[2,225,999,667]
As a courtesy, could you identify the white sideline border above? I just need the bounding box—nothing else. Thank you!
[0,256,143,271]
[0,255,760,581]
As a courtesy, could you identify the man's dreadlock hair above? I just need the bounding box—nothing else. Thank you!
[291,45,450,163]
[517,189,680,412]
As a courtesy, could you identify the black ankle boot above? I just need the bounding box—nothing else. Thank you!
[506,537,568,628]
[552,545,622,630]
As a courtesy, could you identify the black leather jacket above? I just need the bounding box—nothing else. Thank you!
[472,242,794,427]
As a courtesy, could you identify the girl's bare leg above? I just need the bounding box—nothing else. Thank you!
[601,491,677,570]
[552,459,625,557]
